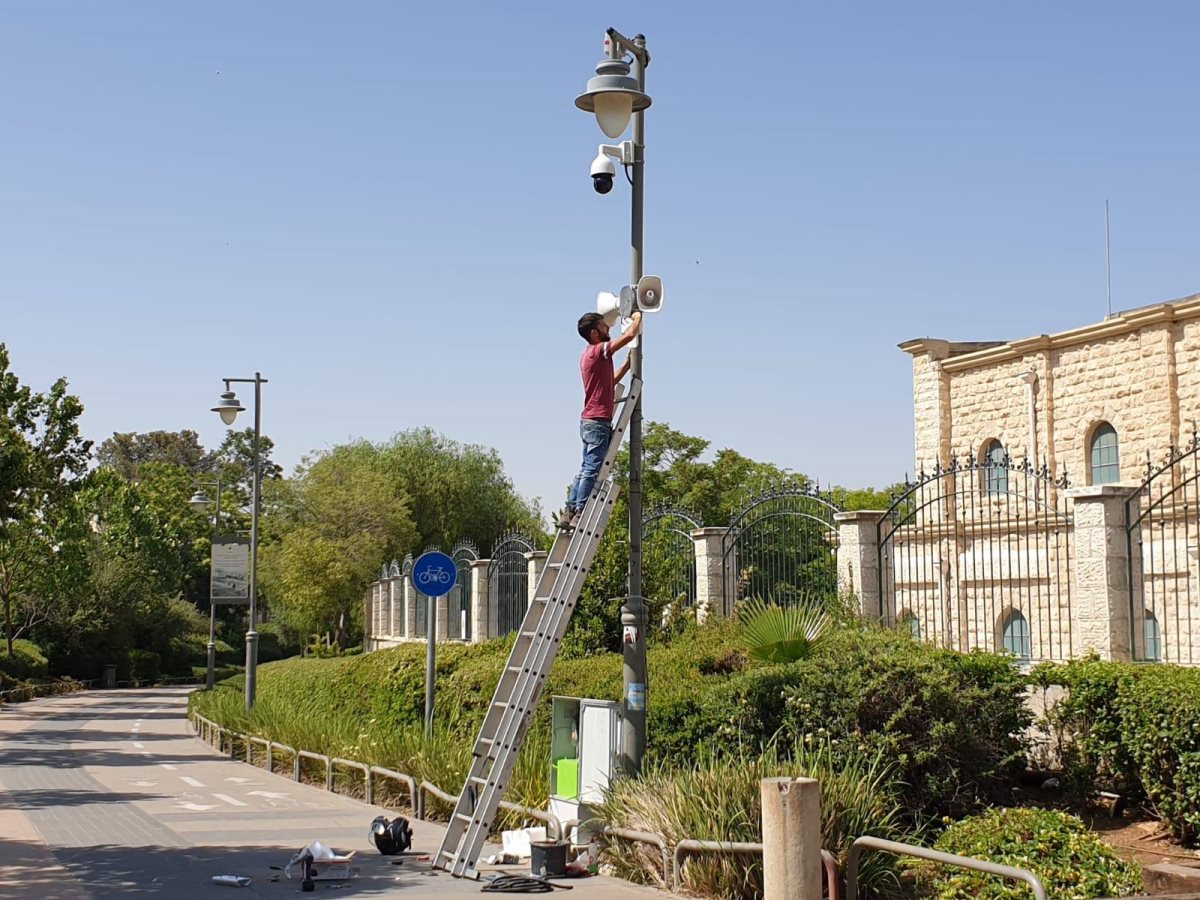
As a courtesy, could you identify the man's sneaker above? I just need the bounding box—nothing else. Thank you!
[557,508,575,529]
[568,508,583,528]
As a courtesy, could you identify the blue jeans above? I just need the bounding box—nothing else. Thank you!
[568,418,612,512]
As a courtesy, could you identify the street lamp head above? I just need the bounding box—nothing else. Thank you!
[575,57,651,139]
[188,489,212,512]
[212,390,244,426]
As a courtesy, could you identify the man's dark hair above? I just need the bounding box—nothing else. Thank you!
[577,313,604,341]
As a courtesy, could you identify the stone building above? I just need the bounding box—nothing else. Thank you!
[896,292,1200,666]
[901,292,1200,485]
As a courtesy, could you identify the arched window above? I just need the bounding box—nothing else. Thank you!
[982,440,1008,494]
[1144,610,1162,662]
[1090,423,1120,484]
[900,611,920,640]
[1001,609,1032,660]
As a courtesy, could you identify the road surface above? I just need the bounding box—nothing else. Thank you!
[0,687,663,898]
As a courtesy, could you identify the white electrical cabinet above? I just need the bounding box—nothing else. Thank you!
[549,696,621,843]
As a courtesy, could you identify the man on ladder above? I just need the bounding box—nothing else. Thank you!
[559,309,642,530]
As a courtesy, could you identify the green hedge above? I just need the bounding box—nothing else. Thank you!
[0,639,49,681]
[192,621,1030,821]
[912,807,1141,899]
[650,626,1031,818]
[1039,656,1200,843]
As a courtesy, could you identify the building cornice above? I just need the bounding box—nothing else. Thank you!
[914,294,1200,373]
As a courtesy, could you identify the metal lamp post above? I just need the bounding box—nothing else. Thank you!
[211,373,266,710]
[189,480,223,690]
[576,27,652,776]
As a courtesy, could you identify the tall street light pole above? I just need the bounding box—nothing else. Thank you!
[576,27,652,775]
[212,373,266,710]
[189,478,224,690]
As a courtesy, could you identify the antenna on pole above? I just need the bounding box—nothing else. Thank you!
[1105,199,1113,318]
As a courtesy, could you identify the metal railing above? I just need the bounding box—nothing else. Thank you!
[190,708,858,897]
[670,840,839,900]
[846,836,1046,900]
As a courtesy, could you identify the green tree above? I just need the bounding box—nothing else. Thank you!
[96,430,213,480]
[39,470,209,678]
[260,443,417,646]
[0,345,91,654]
[376,428,542,552]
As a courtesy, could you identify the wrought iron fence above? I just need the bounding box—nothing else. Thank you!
[1127,434,1200,665]
[721,482,842,615]
[488,532,536,638]
[449,540,478,641]
[644,506,701,609]
[878,456,1074,662]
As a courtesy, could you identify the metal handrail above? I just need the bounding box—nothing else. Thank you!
[369,766,418,815]
[670,840,839,900]
[846,836,1046,900]
[418,780,562,839]
[331,756,371,800]
[603,826,670,887]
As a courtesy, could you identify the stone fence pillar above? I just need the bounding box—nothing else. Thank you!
[436,591,449,642]
[364,586,374,652]
[469,559,491,644]
[1067,485,1134,661]
[389,576,402,637]
[835,511,887,619]
[404,575,418,641]
[691,527,733,621]
[526,550,549,611]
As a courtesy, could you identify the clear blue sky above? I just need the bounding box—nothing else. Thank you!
[3,2,1198,519]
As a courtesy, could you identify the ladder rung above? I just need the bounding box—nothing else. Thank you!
[455,813,474,824]
[469,776,488,786]
[440,850,457,860]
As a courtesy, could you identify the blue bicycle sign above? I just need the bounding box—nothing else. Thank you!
[411,551,458,597]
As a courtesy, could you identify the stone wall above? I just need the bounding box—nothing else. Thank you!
[905,295,1200,485]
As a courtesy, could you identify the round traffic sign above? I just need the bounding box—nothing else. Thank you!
[411,551,458,597]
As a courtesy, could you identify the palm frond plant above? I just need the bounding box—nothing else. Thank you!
[737,596,830,663]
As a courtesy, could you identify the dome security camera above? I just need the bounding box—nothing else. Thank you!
[590,151,616,194]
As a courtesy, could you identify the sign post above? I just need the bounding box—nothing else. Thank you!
[411,551,458,737]
[210,537,251,606]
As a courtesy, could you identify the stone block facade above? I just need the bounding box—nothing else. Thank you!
[903,294,1200,484]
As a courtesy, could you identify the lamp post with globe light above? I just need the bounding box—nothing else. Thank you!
[575,27,652,775]
[211,373,266,710]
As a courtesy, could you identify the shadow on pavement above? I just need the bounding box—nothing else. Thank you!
[0,837,461,898]
[0,789,171,809]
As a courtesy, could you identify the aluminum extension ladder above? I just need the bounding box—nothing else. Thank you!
[434,377,642,879]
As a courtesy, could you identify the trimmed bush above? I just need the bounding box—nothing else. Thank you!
[0,639,49,681]
[912,807,1142,899]
[191,621,1030,822]
[650,626,1031,818]
[1040,657,1200,843]
[598,742,911,898]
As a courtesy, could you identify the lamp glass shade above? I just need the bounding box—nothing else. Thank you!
[212,389,244,425]
[188,490,211,512]
[593,92,633,139]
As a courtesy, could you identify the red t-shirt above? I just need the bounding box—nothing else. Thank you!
[580,341,614,420]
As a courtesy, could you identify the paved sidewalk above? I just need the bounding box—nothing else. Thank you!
[0,688,665,898]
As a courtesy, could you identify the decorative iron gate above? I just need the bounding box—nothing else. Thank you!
[721,482,842,615]
[878,456,1074,661]
[449,540,478,641]
[1127,435,1200,664]
[488,532,535,638]
[644,506,700,608]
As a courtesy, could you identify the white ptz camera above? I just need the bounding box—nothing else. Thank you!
[590,142,634,195]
